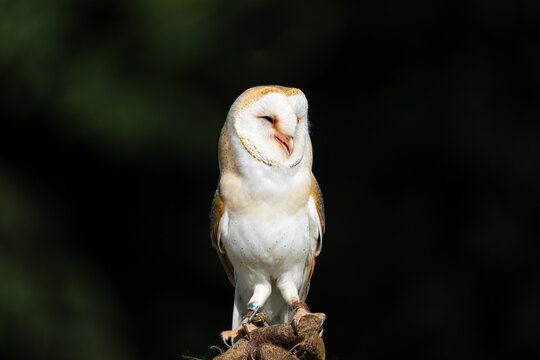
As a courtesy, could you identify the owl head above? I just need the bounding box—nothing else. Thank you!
[225,86,310,168]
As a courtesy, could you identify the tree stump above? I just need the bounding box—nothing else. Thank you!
[214,314,325,360]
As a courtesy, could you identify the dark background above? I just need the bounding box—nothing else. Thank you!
[1,1,539,359]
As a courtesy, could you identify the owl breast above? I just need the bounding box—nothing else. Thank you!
[223,210,312,278]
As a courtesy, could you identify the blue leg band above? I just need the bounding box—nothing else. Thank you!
[247,304,262,321]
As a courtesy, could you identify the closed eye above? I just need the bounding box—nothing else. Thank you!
[258,115,274,124]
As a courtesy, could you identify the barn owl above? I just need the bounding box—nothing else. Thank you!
[210,86,325,344]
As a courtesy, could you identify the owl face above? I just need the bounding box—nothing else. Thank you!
[232,86,309,168]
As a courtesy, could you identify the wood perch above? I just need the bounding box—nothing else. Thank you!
[213,313,326,360]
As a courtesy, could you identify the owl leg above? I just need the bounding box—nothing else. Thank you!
[277,281,326,336]
[220,282,271,346]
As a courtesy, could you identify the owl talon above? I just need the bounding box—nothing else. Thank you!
[221,337,232,348]
[220,329,242,347]
[292,318,299,336]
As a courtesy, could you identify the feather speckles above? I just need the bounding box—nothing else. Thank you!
[238,86,304,111]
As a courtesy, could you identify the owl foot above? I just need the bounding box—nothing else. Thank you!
[220,328,242,347]
[291,300,326,336]
[220,306,268,347]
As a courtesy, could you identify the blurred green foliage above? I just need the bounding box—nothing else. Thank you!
[1,1,540,360]
[0,169,129,360]
[1,0,226,155]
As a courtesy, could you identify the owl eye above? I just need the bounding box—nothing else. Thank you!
[258,115,274,124]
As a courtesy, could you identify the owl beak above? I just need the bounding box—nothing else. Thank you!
[274,133,294,156]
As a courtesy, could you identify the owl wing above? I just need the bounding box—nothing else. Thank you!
[210,187,235,285]
[300,174,325,300]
